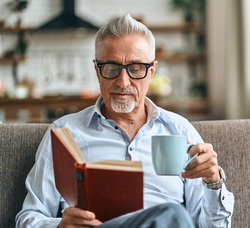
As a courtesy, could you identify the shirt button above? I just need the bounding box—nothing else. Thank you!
[222,196,225,200]
[114,126,119,130]
[98,115,101,118]
[129,147,133,151]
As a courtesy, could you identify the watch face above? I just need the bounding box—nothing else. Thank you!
[219,166,226,182]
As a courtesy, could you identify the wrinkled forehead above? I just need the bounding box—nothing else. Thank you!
[96,35,155,62]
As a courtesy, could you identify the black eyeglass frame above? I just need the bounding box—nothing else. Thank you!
[95,60,155,80]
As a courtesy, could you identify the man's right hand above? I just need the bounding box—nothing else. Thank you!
[58,207,103,228]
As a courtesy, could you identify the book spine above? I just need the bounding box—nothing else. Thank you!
[75,164,87,210]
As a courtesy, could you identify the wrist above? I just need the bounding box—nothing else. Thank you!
[202,166,226,190]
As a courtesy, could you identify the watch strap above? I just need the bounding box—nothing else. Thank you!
[202,177,224,189]
[202,166,225,189]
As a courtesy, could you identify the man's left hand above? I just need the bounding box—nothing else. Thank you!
[181,143,221,184]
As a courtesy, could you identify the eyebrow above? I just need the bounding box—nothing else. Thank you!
[98,60,149,64]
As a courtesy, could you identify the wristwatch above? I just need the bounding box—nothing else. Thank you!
[202,166,226,189]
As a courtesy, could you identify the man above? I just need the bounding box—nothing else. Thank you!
[16,14,234,228]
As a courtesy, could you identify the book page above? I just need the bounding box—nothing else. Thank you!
[52,128,143,171]
[52,128,86,164]
[86,160,143,171]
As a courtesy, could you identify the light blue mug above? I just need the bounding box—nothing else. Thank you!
[152,135,197,175]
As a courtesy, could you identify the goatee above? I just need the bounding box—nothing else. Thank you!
[111,97,134,113]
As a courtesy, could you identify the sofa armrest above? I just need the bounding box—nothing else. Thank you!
[0,123,50,228]
[192,119,250,227]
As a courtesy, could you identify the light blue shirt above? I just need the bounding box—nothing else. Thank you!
[16,97,234,228]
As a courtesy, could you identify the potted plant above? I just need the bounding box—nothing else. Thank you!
[169,0,206,22]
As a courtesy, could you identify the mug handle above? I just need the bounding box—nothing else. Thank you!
[183,144,198,169]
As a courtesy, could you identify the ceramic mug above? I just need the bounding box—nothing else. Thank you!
[151,135,197,175]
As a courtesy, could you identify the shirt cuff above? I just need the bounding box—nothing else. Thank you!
[45,218,61,228]
[203,183,234,212]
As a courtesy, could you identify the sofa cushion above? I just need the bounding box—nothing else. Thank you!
[1,119,249,227]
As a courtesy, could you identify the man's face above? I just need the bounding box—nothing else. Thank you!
[94,34,157,114]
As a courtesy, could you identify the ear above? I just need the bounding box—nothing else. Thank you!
[93,59,98,74]
[153,60,158,70]
[93,60,101,83]
[149,60,158,80]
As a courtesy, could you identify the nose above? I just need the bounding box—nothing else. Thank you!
[115,68,131,88]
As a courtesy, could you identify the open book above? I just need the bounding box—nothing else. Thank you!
[51,127,143,222]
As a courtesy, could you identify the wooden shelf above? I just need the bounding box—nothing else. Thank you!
[156,52,205,62]
[0,23,200,33]
[149,96,210,117]
[148,23,201,32]
[0,96,210,123]
[0,96,98,123]
[0,55,25,64]
[0,26,33,33]
[0,96,97,106]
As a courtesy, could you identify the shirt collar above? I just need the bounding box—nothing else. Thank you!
[87,96,160,128]
[87,96,103,128]
[144,97,160,120]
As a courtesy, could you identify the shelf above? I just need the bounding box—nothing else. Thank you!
[0,23,200,33]
[0,96,97,106]
[149,96,210,117]
[0,96,210,123]
[148,23,201,32]
[0,26,33,33]
[0,26,29,63]
[0,55,25,64]
[0,96,98,123]
[156,52,205,62]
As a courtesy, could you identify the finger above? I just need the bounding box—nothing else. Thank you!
[183,144,217,172]
[182,159,217,179]
[81,219,103,227]
[182,163,220,184]
[186,148,217,171]
[186,140,193,151]
[182,151,219,180]
[64,207,96,220]
[61,207,102,227]
[188,143,214,157]
[59,217,102,228]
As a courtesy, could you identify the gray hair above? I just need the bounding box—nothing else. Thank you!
[95,14,155,60]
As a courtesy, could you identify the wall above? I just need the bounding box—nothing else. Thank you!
[0,0,200,99]
[206,0,250,120]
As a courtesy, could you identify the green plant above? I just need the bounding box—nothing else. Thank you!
[169,0,206,15]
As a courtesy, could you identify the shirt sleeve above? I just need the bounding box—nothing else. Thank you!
[15,124,66,228]
[184,178,234,228]
[184,121,234,227]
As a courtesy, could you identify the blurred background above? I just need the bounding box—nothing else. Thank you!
[0,0,249,123]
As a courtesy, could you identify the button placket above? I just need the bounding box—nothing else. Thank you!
[128,142,139,161]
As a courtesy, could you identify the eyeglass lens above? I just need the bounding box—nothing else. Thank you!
[101,63,147,79]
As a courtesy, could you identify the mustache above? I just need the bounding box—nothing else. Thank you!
[110,87,136,95]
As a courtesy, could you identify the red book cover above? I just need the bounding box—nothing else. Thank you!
[51,128,143,222]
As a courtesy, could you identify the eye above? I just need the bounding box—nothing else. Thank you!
[129,64,144,74]
[102,64,119,76]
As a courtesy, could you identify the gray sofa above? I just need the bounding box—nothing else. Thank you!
[1,119,250,227]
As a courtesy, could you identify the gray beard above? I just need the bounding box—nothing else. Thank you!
[111,97,135,113]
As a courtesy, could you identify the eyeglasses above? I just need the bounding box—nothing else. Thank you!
[95,60,154,80]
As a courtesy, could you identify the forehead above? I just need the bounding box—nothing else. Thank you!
[97,34,153,62]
